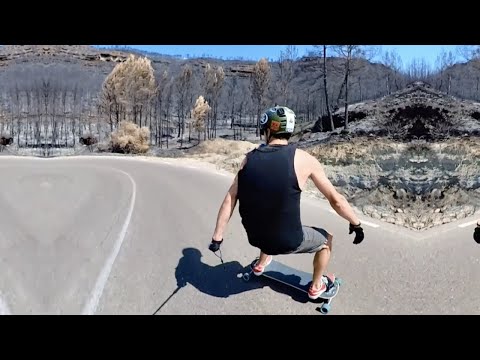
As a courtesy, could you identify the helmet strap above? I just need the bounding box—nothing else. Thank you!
[265,129,272,144]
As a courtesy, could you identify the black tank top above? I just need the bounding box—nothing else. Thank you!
[237,143,303,255]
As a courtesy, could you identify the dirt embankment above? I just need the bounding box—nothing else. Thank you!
[308,136,480,230]
[174,137,480,231]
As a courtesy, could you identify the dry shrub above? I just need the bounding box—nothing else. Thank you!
[111,120,150,154]
[192,95,210,135]
[0,133,13,146]
[79,132,98,146]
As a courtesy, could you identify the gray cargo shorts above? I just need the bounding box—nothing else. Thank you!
[288,226,331,254]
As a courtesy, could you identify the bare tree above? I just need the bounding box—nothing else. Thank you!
[381,49,403,94]
[201,63,225,139]
[155,68,169,146]
[405,58,433,82]
[163,77,174,148]
[100,74,120,132]
[278,45,298,105]
[175,64,193,147]
[435,49,457,94]
[226,76,237,129]
[331,45,379,129]
[250,58,271,137]
[313,45,335,131]
[235,79,251,137]
[209,65,225,138]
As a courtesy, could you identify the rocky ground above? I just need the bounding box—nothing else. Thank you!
[301,135,480,230]
[72,133,476,232]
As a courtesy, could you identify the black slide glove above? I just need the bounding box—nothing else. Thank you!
[474,224,480,244]
[209,239,223,252]
[349,222,364,245]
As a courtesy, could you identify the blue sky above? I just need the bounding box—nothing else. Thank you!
[96,45,461,70]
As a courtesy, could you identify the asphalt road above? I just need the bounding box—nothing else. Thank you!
[0,156,478,315]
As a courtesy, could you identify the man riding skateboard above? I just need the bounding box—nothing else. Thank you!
[209,105,365,299]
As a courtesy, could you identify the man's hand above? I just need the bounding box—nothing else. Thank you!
[349,222,364,245]
[177,278,187,288]
[474,224,480,244]
[209,239,223,252]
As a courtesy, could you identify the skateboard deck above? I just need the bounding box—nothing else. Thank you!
[239,258,342,314]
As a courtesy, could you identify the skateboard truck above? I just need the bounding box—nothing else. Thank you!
[237,267,253,282]
[237,259,258,282]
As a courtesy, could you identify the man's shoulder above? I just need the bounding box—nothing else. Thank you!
[294,147,315,162]
[247,144,265,153]
[243,146,259,160]
[294,147,322,176]
[294,146,307,155]
[239,145,262,169]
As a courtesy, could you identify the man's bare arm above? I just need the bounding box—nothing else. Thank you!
[211,157,247,241]
[212,175,239,241]
[309,154,360,225]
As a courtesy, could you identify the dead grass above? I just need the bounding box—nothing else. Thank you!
[185,137,387,182]
[438,137,480,157]
[305,137,401,165]
[188,138,258,172]
[191,138,258,156]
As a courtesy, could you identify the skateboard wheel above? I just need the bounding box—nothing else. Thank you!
[320,304,331,314]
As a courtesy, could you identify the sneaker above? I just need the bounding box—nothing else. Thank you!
[324,273,336,285]
[308,274,335,300]
[253,256,272,276]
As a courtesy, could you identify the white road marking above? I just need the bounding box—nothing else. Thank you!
[458,220,478,228]
[328,209,380,228]
[81,169,137,315]
[0,293,11,315]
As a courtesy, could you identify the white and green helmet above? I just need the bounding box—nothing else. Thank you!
[260,106,296,135]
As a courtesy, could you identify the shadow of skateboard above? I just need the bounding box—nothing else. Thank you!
[238,258,342,314]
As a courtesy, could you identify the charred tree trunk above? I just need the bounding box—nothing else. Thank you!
[322,46,334,131]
